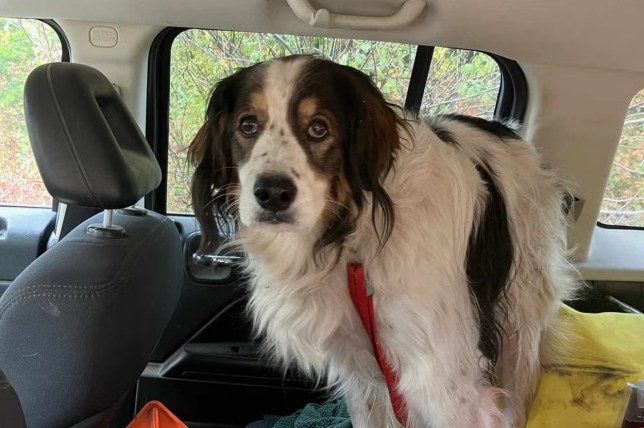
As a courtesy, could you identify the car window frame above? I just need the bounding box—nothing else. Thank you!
[145,27,528,215]
[596,89,644,231]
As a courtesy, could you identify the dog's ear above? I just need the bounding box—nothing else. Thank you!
[340,66,407,243]
[189,72,242,253]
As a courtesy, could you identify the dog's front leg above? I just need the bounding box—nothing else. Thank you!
[499,318,547,428]
[326,331,402,428]
[344,379,402,428]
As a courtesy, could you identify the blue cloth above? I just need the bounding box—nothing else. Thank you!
[271,400,351,428]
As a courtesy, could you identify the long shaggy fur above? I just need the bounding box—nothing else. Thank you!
[189,55,579,428]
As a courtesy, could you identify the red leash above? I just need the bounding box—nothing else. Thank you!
[347,263,408,426]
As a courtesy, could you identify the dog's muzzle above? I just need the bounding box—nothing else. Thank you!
[253,174,297,222]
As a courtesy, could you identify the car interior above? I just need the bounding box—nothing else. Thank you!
[0,0,642,427]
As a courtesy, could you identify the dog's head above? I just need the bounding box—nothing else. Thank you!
[190,55,406,253]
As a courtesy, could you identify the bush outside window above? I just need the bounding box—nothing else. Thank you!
[598,89,644,228]
[167,30,502,213]
[0,18,63,207]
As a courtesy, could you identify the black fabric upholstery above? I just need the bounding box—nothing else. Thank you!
[0,211,182,428]
[24,63,161,209]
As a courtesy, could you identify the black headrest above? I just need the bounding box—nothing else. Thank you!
[24,63,161,209]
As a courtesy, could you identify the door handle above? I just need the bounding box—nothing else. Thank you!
[191,253,243,268]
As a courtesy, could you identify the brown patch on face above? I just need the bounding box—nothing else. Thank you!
[317,173,352,239]
[292,95,347,245]
[327,174,351,212]
[230,90,268,165]
[309,170,354,256]
[298,96,317,117]
[250,91,268,112]
[293,96,343,178]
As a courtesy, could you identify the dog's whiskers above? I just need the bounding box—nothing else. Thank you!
[202,187,240,210]
[325,199,350,211]
[322,201,349,222]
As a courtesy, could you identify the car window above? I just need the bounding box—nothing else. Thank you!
[420,48,501,120]
[167,30,503,213]
[598,89,644,228]
[0,18,64,207]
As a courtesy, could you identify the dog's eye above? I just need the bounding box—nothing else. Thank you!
[239,116,258,136]
[307,120,328,140]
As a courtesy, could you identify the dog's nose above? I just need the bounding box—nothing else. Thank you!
[253,175,297,212]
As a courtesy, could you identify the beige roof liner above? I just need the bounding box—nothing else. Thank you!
[2,0,644,72]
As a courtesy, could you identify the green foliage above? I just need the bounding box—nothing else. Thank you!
[167,31,501,213]
[421,48,500,118]
[0,18,61,207]
[597,90,644,227]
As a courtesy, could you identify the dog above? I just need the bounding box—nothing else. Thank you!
[189,55,578,428]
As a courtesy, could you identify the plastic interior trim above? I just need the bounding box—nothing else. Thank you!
[285,0,426,30]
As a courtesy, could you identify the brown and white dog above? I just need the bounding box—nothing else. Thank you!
[189,55,578,428]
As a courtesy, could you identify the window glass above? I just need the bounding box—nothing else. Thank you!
[168,30,503,213]
[168,30,415,213]
[0,18,63,207]
[598,89,644,227]
[420,48,501,119]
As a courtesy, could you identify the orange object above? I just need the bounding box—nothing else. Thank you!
[126,401,188,428]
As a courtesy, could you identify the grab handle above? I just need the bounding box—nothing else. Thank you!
[285,0,426,30]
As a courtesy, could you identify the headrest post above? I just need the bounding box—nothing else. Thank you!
[86,210,125,239]
[103,210,114,229]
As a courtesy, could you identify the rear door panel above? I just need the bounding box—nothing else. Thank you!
[0,207,55,295]
[137,216,325,426]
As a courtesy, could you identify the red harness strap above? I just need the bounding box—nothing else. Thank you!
[347,263,408,426]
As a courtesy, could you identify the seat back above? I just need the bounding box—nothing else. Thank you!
[0,63,182,428]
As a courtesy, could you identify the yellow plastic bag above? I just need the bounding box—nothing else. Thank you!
[527,306,644,428]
